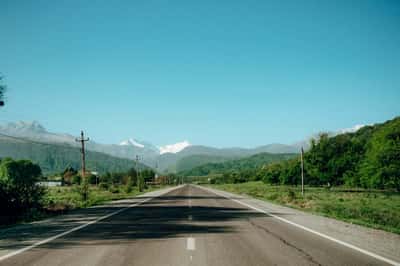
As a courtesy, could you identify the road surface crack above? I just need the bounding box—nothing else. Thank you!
[248,219,322,266]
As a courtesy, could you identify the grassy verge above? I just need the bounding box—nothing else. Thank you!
[1,185,168,228]
[208,181,400,234]
[44,185,167,210]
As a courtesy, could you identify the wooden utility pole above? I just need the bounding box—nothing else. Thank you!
[76,130,89,178]
[301,147,305,196]
[136,155,143,191]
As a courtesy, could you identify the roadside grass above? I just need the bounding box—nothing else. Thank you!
[43,185,165,210]
[0,185,167,228]
[209,181,400,234]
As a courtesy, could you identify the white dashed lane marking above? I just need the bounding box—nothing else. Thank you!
[187,237,196,251]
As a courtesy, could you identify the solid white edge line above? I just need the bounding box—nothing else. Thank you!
[0,185,183,262]
[197,185,400,266]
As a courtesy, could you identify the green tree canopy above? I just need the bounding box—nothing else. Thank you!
[0,158,44,224]
[0,75,6,106]
[360,118,400,190]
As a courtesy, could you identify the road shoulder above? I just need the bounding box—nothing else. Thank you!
[198,185,400,265]
[0,185,182,261]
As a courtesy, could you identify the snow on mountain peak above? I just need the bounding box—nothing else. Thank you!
[338,124,365,134]
[159,141,191,154]
[119,138,145,148]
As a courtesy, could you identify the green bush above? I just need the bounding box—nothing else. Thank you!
[72,175,81,185]
[87,174,98,185]
[99,182,110,190]
[108,186,120,193]
[0,158,44,224]
[125,176,134,193]
[287,189,296,201]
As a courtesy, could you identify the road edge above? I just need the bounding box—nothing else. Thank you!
[196,184,400,266]
[0,185,184,262]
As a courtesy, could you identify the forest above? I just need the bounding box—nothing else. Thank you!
[0,139,147,175]
[180,152,296,177]
[200,117,400,191]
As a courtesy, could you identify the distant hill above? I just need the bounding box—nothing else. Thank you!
[156,144,300,173]
[0,120,375,176]
[0,121,160,162]
[0,137,147,175]
[180,152,297,176]
[0,121,311,174]
[175,154,234,173]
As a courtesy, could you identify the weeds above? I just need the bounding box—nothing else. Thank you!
[210,181,400,234]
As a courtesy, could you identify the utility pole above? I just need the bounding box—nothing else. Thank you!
[136,155,140,174]
[154,161,159,184]
[301,146,304,196]
[136,155,143,191]
[76,130,89,179]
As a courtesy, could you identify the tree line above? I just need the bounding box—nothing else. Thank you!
[0,140,148,175]
[181,152,296,177]
[208,117,400,191]
[0,156,178,225]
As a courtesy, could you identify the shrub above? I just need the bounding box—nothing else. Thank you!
[287,189,296,202]
[0,158,44,224]
[72,175,81,185]
[99,182,110,190]
[125,176,134,193]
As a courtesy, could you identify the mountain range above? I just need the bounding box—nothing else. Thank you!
[0,121,362,173]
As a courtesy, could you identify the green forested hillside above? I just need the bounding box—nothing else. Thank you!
[257,116,400,190]
[175,154,236,173]
[181,152,296,176]
[187,117,400,190]
[0,138,145,175]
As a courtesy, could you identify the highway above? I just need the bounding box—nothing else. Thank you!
[0,185,394,266]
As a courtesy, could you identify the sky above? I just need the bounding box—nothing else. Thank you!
[1,0,399,148]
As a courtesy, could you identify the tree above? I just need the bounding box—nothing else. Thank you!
[137,174,145,192]
[71,175,81,185]
[141,169,155,183]
[125,175,134,193]
[279,159,301,185]
[99,172,112,189]
[79,177,89,202]
[261,163,282,184]
[87,174,97,185]
[111,172,124,185]
[126,168,138,186]
[62,167,78,185]
[0,158,44,223]
[359,118,400,190]
[0,75,5,106]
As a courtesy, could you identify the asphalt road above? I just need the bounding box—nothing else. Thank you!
[0,185,391,266]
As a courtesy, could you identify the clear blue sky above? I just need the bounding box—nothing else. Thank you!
[1,0,399,147]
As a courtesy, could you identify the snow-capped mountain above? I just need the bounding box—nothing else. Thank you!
[118,138,160,153]
[159,141,191,154]
[0,120,369,173]
[119,138,145,148]
[119,138,192,155]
